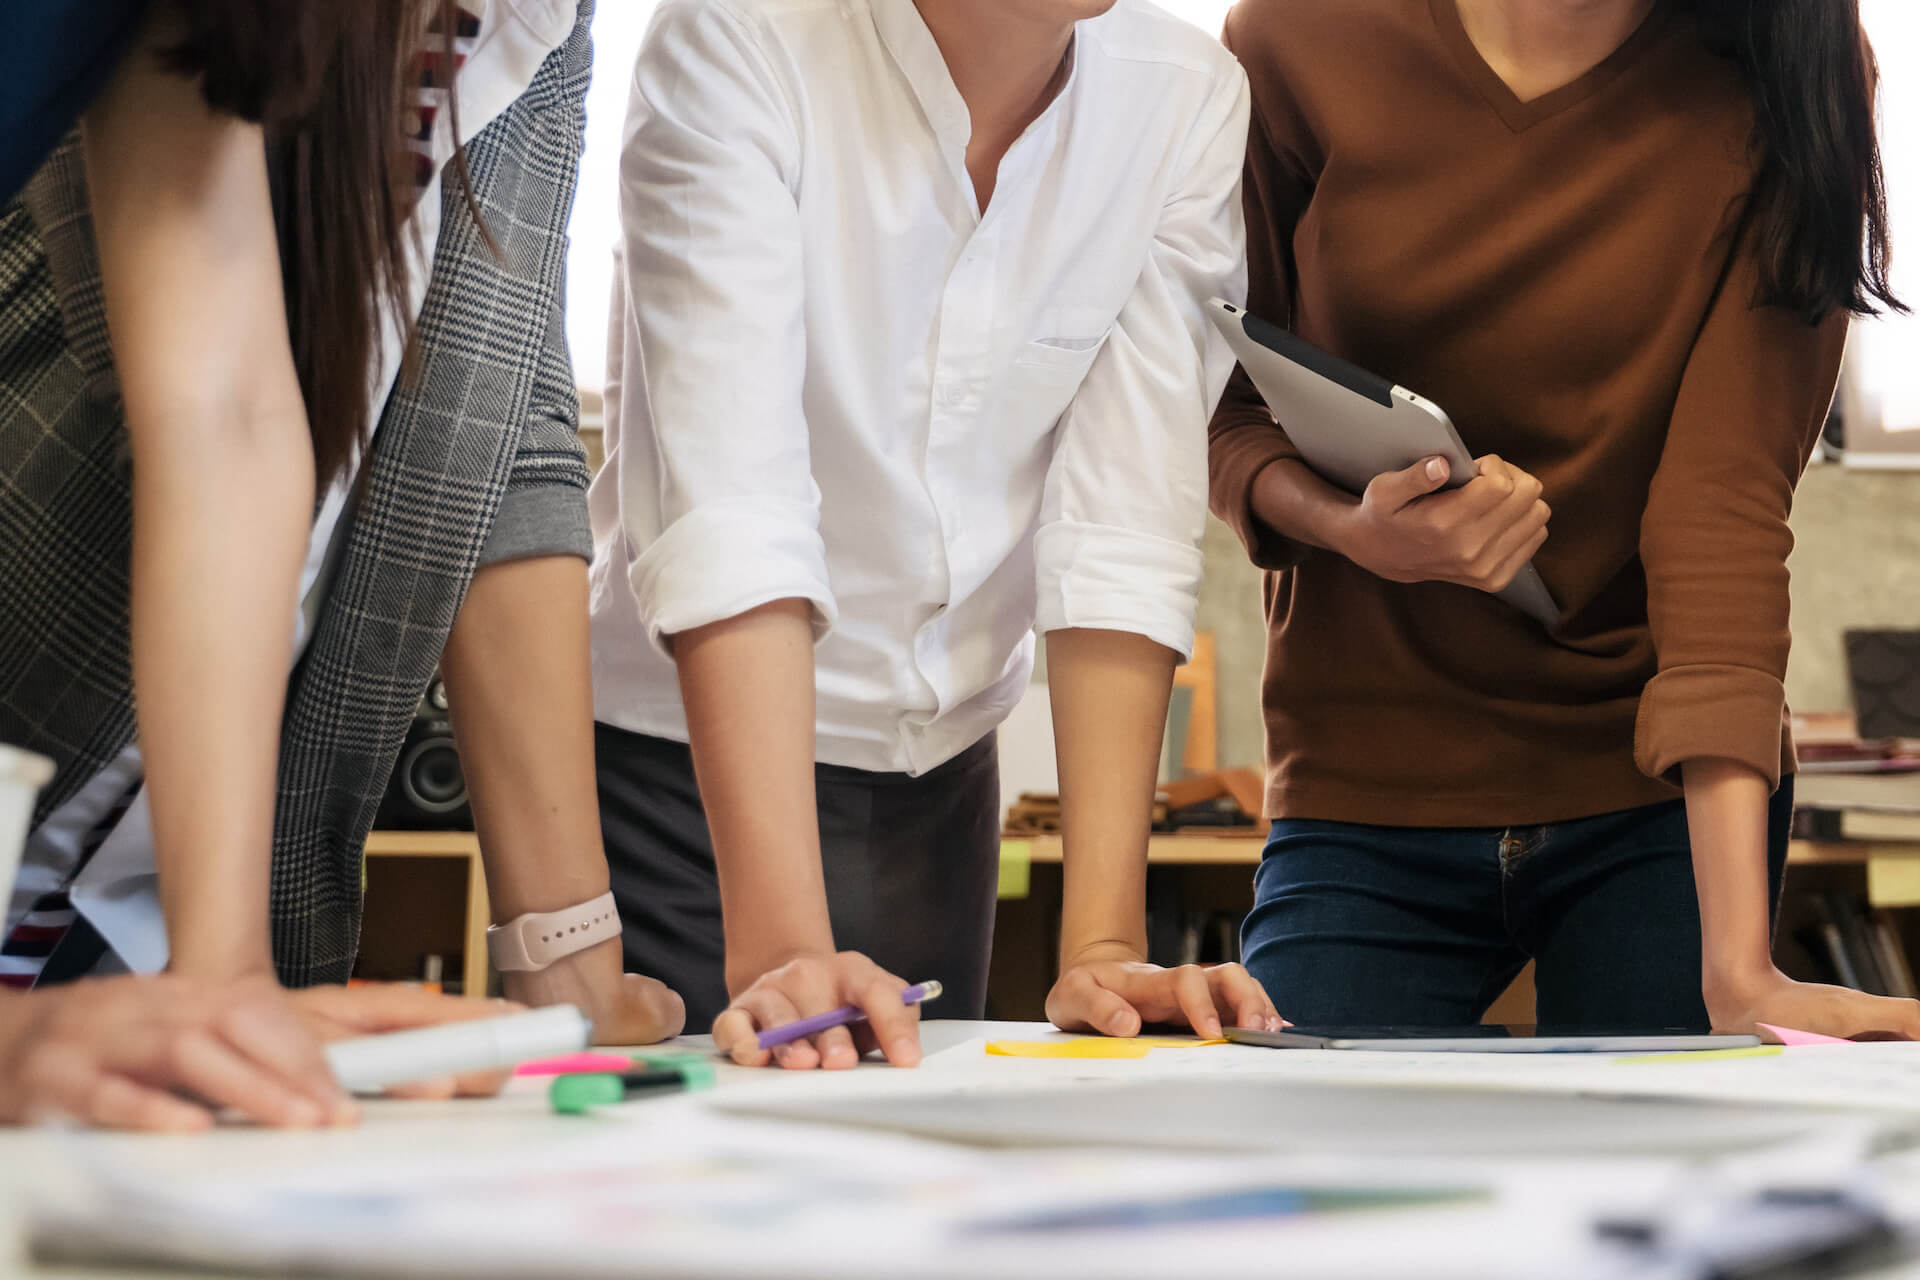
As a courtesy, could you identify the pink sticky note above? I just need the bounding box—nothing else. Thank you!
[1757,1022,1852,1047]
[514,1052,637,1076]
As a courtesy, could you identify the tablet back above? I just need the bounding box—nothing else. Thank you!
[1208,299,1558,627]
[1210,300,1476,495]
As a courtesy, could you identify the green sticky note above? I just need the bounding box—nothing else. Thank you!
[999,840,1032,900]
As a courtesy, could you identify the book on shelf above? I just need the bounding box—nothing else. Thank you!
[1793,768,1920,842]
[1799,899,1864,993]
[1831,810,1920,842]
[1870,911,1919,999]
[1793,770,1920,815]
[1826,892,1888,996]
[1795,891,1916,997]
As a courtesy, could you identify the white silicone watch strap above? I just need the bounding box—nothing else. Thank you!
[486,891,621,972]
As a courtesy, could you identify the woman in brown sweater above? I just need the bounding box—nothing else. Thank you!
[1211,0,1914,1038]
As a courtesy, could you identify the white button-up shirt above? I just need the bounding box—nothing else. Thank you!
[588,0,1248,776]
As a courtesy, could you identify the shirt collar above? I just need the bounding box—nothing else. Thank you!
[870,0,973,148]
[869,0,1083,153]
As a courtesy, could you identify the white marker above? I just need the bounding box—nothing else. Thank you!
[324,1004,593,1094]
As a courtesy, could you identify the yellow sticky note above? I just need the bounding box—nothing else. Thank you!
[984,1036,1228,1059]
[1869,855,1920,908]
[998,840,1032,900]
[1614,1046,1784,1065]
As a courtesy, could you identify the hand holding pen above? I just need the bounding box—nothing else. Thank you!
[712,951,939,1070]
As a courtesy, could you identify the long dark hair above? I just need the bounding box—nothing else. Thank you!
[1681,0,1902,324]
[163,1,483,491]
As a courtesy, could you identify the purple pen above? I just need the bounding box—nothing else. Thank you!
[755,980,944,1052]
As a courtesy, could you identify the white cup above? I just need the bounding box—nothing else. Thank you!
[0,745,54,906]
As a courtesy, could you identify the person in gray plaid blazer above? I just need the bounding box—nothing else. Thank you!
[0,0,680,1128]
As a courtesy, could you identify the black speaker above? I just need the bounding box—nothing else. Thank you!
[375,675,473,830]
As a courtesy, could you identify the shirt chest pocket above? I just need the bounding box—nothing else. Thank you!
[1006,309,1113,438]
[1006,310,1113,445]
[1015,306,1114,372]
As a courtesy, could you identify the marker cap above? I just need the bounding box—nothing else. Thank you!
[549,1061,716,1114]
[550,1074,629,1114]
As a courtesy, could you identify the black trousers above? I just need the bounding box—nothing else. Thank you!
[595,722,1001,1030]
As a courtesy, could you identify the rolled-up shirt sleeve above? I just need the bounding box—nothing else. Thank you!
[1635,223,1848,788]
[615,0,833,657]
[1032,64,1249,660]
[480,273,593,567]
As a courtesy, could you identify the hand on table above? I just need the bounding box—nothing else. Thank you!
[1708,965,1920,1041]
[0,973,356,1132]
[287,980,534,1100]
[1339,453,1550,594]
[501,936,686,1047]
[713,950,920,1070]
[1045,944,1283,1039]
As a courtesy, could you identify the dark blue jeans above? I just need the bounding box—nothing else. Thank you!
[1241,782,1794,1030]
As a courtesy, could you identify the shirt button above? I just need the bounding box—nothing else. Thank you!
[938,385,963,407]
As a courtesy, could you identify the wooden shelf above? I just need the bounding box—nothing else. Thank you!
[1003,833,1920,868]
[1003,834,1920,913]
[1004,832,1262,865]
[364,831,488,998]
[364,830,486,859]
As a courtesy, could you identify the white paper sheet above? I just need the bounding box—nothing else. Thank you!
[917,1035,1920,1114]
[25,1096,1678,1279]
[21,1035,1920,1278]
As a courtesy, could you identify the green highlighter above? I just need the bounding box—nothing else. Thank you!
[550,1052,717,1114]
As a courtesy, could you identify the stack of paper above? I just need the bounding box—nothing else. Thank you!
[28,1102,1656,1279]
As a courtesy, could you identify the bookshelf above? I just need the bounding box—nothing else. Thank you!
[359,831,490,999]
[1003,833,1920,885]
[349,829,1920,1013]
[985,832,1920,1022]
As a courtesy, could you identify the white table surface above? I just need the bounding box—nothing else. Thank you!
[11,1021,1920,1279]
[0,1021,1050,1280]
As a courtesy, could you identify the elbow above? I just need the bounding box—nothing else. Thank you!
[125,385,317,504]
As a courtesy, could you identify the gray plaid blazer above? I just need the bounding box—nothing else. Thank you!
[0,1,596,985]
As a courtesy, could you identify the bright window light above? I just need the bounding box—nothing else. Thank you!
[1847,0,1920,437]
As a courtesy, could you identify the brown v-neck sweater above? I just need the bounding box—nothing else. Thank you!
[1210,0,1849,827]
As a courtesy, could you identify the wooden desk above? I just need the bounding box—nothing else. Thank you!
[1002,833,1920,904]
[362,831,489,998]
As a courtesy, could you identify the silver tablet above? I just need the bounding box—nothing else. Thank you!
[1209,298,1558,627]
[1223,1025,1762,1054]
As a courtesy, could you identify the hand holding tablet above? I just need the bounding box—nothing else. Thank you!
[1209,299,1560,627]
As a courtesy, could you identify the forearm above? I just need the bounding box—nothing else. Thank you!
[1048,628,1177,965]
[441,556,609,918]
[440,555,685,1038]
[1248,458,1361,555]
[85,5,315,979]
[1683,757,1778,1006]
[673,599,833,991]
[132,438,310,978]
